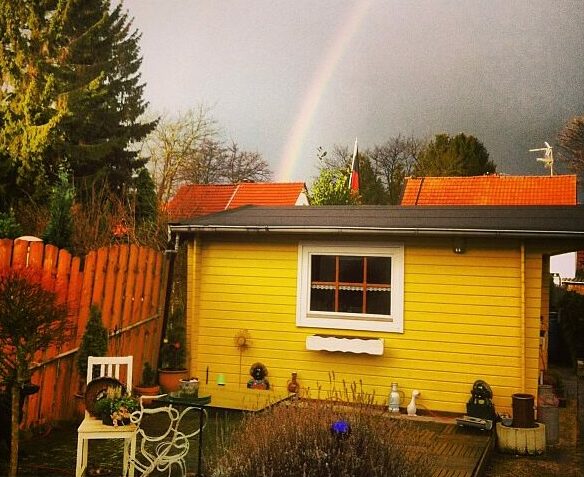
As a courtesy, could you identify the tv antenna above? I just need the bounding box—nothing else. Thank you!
[529,141,553,176]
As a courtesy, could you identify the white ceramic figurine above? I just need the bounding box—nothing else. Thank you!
[407,389,420,416]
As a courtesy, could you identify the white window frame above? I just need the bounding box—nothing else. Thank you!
[296,242,404,333]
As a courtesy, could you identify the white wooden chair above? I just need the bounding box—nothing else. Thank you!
[76,356,136,477]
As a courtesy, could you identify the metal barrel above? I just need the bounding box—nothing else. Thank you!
[537,405,560,445]
[512,393,535,428]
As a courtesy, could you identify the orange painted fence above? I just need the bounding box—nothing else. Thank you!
[0,239,166,427]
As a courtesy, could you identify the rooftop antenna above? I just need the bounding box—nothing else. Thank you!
[529,141,554,176]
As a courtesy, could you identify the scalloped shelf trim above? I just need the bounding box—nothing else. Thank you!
[305,335,384,355]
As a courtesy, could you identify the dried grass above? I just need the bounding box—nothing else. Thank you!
[210,380,431,477]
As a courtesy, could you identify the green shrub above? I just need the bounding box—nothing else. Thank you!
[211,392,431,477]
[0,211,22,239]
[558,290,584,363]
[42,169,75,250]
[140,362,157,386]
[76,306,109,381]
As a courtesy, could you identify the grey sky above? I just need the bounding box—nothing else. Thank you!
[123,0,584,182]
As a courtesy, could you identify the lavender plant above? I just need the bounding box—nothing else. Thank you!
[211,382,431,477]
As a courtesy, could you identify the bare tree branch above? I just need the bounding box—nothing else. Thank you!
[557,115,584,175]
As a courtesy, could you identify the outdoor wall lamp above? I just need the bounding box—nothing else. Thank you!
[452,238,466,254]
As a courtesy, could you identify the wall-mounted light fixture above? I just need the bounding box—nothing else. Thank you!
[452,238,466,254]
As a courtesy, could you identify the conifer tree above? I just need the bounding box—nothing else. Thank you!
[76,305,109,382]
[134,166,158,224]
[0,0,156,204]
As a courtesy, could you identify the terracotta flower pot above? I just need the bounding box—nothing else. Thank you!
[133,384,161,401]
[157,368,188,393]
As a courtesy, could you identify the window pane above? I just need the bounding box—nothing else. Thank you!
[310,288,334,311]
[339,256,363,283]
[338,289,362,313]
[367,257,391,284]
[311,255,335,282]
[366,290,391,315]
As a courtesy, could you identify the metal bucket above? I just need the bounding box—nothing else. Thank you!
[512,393,535,428]
[538,405,560,445]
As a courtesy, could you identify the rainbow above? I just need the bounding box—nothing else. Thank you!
[276,0,372,181]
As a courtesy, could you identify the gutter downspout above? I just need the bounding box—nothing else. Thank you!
[157,233,179,371]
[521,242,526,392]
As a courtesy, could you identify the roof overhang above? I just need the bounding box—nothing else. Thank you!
[169,205,584,244]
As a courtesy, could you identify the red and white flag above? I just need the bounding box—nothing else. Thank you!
[349,138,359,193]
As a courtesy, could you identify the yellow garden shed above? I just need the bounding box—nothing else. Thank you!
[169,205,584,415]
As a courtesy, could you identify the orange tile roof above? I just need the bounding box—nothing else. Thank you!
[401,175,577,206]
[167,182,307,220]
[228,183,307,209]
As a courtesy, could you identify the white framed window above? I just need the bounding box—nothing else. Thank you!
[296,242,404,333]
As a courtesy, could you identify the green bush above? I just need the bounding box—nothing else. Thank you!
[0,211,22,239]
[140,362,157,386]
[42,169,75,250]
[211,392,431,477]
[558,290,584,363]
[76,306,109,381]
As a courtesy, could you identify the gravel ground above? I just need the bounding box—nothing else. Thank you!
[484,368,583,477]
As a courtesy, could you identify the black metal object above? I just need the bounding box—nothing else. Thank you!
[466,380,496,421]
[456,380,496,431]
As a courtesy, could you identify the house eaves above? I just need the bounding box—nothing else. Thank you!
[169,205,584,241]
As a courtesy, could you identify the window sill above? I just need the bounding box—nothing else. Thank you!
[305,334,384,355]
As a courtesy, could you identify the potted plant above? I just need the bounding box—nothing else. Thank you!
[158,308,188,393]
[133,362,161,400]
[94,385,139,427]
[75,306,108,419]
[76,306,109,386]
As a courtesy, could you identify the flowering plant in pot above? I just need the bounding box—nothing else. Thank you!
[94,386,139,427]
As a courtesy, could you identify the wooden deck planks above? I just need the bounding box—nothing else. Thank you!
[400,420,493,477]
[435,426,492,477]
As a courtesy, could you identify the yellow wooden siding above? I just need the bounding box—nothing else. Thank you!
[187,237,543,415]
[185,240,202,370]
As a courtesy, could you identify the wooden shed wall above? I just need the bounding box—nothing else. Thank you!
[186,235,543,415]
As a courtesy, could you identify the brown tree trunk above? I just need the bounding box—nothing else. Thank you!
[9,383,20,477]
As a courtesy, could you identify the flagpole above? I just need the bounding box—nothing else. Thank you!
[349,138,360,194]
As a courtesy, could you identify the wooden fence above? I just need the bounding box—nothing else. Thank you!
[0,239,166,427]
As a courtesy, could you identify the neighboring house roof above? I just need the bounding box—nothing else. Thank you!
[171,205,584,241]
[166,182,308,220]
[401,175,577,206]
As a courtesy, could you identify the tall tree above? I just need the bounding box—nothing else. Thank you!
[309,167,357,205]
[368,135,423,204]
[310,144,386,205]
[0,0,156,204]
[133,166,157,224]
[221,140,272,184]
[0,0,68,199]
[144,107,217,204]
[414,133,495,177]
[557,115,584,175]
[144,108,273,202]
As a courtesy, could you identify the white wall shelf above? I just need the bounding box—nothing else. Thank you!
[305,334,384,355]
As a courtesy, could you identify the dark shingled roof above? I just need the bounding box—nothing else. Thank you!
[170,205,584,239]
